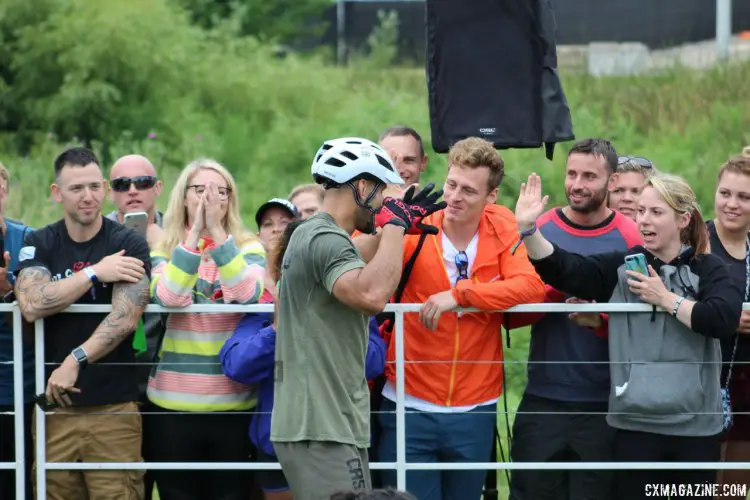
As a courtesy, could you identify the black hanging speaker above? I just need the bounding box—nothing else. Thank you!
[425,0,574,159]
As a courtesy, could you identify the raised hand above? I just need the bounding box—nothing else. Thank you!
[0,252,13,295]
[374,197,414,232]
[375,183,447,235]
[515,173,549,231]
[191,195,206,235]
[204,183,224,230]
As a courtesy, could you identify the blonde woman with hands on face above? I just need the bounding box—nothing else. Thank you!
[146,159,266,500]
[514,172,743,500]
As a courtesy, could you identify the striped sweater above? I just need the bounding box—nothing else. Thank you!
[147,235,266,412]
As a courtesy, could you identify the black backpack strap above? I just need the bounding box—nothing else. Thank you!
[370,232,429,420]
[375,233,429,331]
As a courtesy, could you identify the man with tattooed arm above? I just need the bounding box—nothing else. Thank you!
[13,147,151,500]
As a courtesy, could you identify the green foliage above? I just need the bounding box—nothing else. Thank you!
[173,0,330,43]
[349,9,400,69]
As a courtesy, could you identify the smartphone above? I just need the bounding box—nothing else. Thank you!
[123,211,148,235]
[34,393,59,411]
[624,253,649,275]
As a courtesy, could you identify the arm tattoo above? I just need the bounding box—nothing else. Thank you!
[15,266,60,316]
[91,276,151,349]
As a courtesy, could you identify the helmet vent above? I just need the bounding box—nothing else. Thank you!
[324,157,346,167]
[340,150,358,162]
[377,155,394,170]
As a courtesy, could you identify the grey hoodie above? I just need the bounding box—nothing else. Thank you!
[532,244,743,437]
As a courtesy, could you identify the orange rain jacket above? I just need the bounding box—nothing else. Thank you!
[384,205,545,407]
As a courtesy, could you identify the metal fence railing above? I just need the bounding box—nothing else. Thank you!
[2,301,750,498]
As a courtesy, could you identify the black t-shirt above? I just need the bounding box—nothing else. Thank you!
[15,217,151,406]
[707,221,749,378]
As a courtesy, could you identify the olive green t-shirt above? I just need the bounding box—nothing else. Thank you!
[270,212,370,447]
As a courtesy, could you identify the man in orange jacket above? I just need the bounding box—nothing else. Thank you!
[376,137,546,499]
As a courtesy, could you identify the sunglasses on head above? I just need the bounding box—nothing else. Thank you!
[455,251,469,283]
[618,156,653,169]
[111,176,158,193]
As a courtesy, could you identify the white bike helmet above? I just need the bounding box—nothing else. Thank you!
[311,137,404,187]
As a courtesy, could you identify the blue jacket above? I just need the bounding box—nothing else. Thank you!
[219,313,386,457]
[0,219,35,405]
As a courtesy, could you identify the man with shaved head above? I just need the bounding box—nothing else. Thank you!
[106,154,164,500]
[107,154,164,247]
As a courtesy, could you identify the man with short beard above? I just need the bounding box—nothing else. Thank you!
[14,147,150,500]
[509,138,641,500]
[271,137,444,499]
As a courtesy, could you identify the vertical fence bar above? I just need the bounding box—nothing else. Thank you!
[34,319,46,500]
[336,0,347,65]
[394,310,406,490]
[716,0,733,60]
[12,307,25,499]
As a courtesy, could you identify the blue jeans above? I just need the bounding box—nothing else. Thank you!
[378,398,497,500]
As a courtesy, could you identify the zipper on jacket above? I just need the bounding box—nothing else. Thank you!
[445,322,461,406]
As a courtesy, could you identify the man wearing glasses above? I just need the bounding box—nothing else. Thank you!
[107,154,164,247]
[608,156,656,221]
[106,154,164,500]
[376,137,546,500]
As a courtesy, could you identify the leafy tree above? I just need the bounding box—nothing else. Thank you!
[173,0,330,43]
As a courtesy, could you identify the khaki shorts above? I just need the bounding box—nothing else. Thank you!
[273,441,371,500]
[32,401,145,500]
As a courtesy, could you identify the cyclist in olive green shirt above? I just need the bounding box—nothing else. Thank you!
[271,137,445,499]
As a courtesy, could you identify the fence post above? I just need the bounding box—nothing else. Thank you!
[716,0,733,60]
[12,307,25,499]
[394,310,406,490]
[34,319,46,500]
[336,0,347,65]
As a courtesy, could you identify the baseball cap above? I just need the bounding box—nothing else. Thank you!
[255,198,299,228]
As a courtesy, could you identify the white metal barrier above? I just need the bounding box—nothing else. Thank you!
[2,301,750,498]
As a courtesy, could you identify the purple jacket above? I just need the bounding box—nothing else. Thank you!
[219,313,386,457]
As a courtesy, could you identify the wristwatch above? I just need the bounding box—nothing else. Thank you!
[71,347,88,368]
[83,266,98,285]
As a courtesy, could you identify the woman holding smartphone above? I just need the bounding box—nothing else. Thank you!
[513,172,743,499]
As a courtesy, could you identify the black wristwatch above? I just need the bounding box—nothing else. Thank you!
[71,347,88,368]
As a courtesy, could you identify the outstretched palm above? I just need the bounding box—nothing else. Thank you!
[515,173,549,231]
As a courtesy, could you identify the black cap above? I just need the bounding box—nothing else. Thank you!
[255,198,299,228]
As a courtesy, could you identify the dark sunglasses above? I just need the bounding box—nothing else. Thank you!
[111,176,158,192]
[455,251,469,283]
[618,156,653,169]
